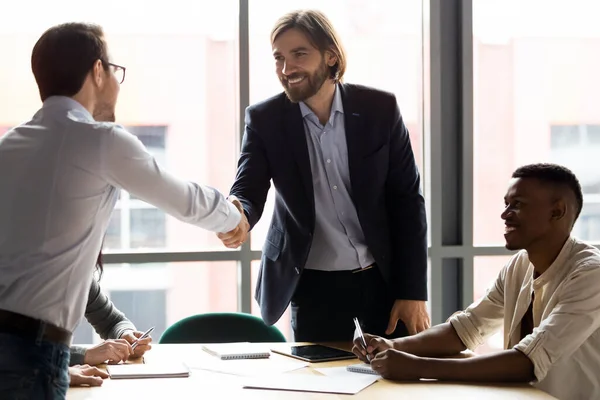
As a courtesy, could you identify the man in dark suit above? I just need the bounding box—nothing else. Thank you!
[219,9,430,342]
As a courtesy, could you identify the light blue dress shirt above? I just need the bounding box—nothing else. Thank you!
[299,86,376,271]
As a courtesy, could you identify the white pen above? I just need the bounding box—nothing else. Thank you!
[353,317,372,363]
[131,326,155,350]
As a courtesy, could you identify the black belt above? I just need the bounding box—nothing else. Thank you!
[303,264,377,274]
[0,309,72,346]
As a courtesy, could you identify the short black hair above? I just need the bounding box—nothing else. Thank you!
[512,163,583,221]
[31,22,109,101]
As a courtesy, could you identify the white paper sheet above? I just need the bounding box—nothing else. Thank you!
[242,373,378,395]
[187,358,308,377]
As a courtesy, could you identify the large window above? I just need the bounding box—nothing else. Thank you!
[471,0,600,336]
[473,0,600,246]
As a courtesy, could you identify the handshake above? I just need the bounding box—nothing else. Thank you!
[217,195,250,248]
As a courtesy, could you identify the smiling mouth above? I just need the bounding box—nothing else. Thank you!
[286,76,306,85]
[504,225,518,234]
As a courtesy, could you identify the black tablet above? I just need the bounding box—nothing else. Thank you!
[272,344,357,363]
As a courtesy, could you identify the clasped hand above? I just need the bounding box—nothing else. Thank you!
[217,196,250,248]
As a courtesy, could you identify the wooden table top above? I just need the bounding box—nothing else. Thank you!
[67,343,556,399]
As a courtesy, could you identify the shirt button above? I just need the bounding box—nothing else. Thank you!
[327,159,331,163]
[333,185,338,190]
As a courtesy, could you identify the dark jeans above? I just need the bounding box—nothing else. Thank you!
[0,332,70,400]
[291,266,408,342]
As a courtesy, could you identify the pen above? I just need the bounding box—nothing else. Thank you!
[353,317,371,363]
[131,326,155,350]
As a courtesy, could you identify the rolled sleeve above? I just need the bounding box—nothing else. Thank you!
[514,263,600,382]
[450,312,487,350]
[449,264,507,351]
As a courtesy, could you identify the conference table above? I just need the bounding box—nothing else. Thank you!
[67,343,556,399]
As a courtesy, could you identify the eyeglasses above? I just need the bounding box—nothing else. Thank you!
[106,62,126,84]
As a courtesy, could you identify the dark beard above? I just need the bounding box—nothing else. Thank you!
[282,59,330,103]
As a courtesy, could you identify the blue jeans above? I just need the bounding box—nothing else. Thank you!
[0,331,70,400]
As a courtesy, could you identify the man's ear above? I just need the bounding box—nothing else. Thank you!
[551,199,567,221]
[91,60,105,88]
[325,51,337,67]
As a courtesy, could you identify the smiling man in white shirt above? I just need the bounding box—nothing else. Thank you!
[0,22,246,399]
[353,163,600,400]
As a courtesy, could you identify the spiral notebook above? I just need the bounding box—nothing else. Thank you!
[346,363,380,376]
[202,343,271,360]
[106,362,190,379]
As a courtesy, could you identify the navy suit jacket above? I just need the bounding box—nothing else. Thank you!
[230,83,427,325]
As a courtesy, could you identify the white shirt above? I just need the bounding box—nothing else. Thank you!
[0,96,241,332]
[450,237,600,400]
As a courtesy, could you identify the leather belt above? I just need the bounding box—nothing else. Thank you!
[0,309,72,346]
[351,264,376,274]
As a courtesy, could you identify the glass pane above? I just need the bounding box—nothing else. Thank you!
[473,0,600,245]
[248,0,424,250]
[72,261,238,344]
[0,0,240,252]
[130,208,166,248]
[472,256,512,355]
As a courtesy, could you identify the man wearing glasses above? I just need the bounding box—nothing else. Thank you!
[0,23,246,398]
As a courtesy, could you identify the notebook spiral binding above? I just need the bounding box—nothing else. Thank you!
[346,364,380,375]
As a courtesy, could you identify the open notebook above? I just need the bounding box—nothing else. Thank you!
[202,343,271,360]
[106,362,190,379]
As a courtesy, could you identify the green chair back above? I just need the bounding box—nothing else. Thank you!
[158,312,286,344]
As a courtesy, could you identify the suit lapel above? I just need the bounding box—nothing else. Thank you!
[339,84,367,203]
[284,99,314,207]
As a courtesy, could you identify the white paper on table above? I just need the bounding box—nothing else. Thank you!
[186,358,308,377]
[242,373,378,395]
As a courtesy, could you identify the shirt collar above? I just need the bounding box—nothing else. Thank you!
[299,84,344,122]
[42,96,95,122]
[531,236,576,289]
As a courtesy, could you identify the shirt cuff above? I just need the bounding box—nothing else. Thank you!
[114,322,137,340]
[513,330,548,382]
[449,312,485,351]
[219,200,242,233]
